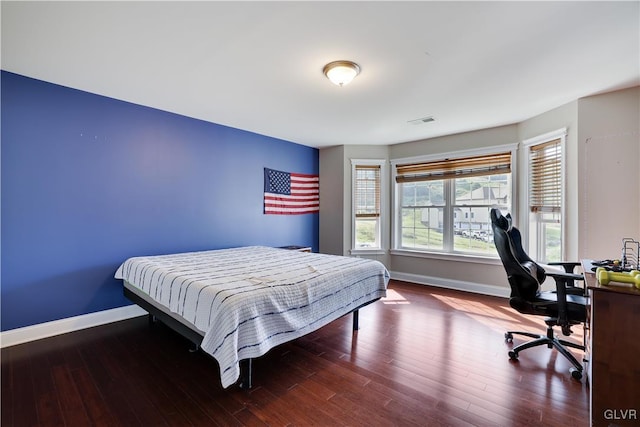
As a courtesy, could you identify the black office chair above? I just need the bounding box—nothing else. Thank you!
[505,215,585,296]
[490,208,586,380]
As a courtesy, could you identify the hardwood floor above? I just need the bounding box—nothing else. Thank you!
[2,280,588,426]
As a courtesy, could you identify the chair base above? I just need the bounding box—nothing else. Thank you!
[505,325,585,380]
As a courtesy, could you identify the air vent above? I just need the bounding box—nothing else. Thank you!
[408,116,435,125]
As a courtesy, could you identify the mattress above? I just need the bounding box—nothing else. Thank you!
[114,246,389,388]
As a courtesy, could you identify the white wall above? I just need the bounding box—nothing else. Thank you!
[390,124,519,159]
[577,87,640,261]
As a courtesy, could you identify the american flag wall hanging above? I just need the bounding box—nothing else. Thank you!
[264,168,319,215]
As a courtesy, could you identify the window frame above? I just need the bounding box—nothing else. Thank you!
[391,143,518,260]
[523,128,567,262]
[351,159,387,255]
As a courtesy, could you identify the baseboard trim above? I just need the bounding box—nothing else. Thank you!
[0,305,147,349]
[389,271,510,298]
[1,274,507,348]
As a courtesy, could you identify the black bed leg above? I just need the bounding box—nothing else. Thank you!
[352,309,360,331]
[239,359,253,389]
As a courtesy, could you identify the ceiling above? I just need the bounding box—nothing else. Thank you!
[2,1,639,148]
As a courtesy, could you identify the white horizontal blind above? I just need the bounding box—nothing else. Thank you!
[529,138,561,212]
[355,165,380,218]
[395,152,511,183]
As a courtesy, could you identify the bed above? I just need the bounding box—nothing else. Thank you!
[114,246,389,388]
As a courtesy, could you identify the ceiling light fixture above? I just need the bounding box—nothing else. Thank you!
[323,60,360,87]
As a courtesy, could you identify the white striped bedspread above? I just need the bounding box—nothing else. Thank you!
[114,246,389,388]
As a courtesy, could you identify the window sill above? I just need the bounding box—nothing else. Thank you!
[350,248,386,256]
[389,248,502,265]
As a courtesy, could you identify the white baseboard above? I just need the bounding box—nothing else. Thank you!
[1,274,506,348]
[0,305,147,349]
[389,271,511,298]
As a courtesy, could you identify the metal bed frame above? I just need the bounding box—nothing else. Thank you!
[123,286,378,389]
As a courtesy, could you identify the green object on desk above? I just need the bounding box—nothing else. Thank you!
[596,267,640,288]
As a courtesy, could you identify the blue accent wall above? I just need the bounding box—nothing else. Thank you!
[1,71,319,331]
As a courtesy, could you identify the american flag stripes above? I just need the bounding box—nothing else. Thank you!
[264,168,319,215]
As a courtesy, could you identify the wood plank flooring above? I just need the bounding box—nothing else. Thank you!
[1,280,589,426]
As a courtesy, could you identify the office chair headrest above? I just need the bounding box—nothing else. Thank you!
[490,208,512,232]
[505,213,513,231]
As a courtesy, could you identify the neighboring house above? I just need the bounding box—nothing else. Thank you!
[454,185,509,234]
[421,184,509,237]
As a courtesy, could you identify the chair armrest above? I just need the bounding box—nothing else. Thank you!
[547,261,581,273]
[546,271,583,282]
[546,271,583,334]
[545,266,584,293]
[548,270,585,292]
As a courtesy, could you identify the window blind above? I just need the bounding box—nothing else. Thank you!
[355,165,381,218]
[529,138,561,213]
[395,152,511,183]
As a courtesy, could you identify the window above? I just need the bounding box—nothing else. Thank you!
[525,129,565,263]
[393,147,514,256]
[352,160,384,251]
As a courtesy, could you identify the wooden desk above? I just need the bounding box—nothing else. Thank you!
[582,260,640,427]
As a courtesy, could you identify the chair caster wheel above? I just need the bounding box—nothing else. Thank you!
[570,367,582,380]
[508,350,518,360]
[505,332,513,343]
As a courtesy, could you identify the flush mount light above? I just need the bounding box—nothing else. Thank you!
[323,60,360,86]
